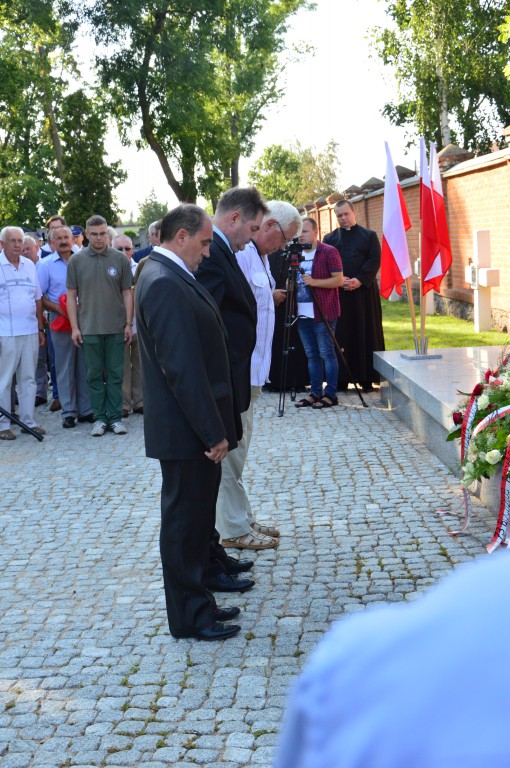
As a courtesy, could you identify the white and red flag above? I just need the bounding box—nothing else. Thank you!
[420,137,441,295]
[380,141,412,299]
[429,142,452,288]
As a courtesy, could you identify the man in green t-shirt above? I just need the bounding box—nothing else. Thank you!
[67,215,133,436]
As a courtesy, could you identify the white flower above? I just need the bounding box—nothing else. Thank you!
[486,434,497,448]
[486,449,503,465]
[477,394,490,410]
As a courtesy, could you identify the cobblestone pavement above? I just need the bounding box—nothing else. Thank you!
[0,390,497,767]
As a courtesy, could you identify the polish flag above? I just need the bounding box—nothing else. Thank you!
[380,142,412,299]
[420,137,440,295]
[429,142,452,288]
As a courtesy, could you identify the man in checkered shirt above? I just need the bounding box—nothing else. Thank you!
[294,217,344,410]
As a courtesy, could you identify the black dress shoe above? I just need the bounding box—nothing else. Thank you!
[224,555,254,574]
[214,605,241,621]
[63,416,76,428]
[78,413,95,423]
[35,396,47,407]
[206,572,255,593]
[193,622,241,641]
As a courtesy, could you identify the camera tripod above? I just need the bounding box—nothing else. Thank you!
[277,244,368,416]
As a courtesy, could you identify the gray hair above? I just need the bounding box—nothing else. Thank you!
[48,226,73,242]
[23,235,39,246]
[148,220,162,235]
[113,234,133,249]
[0,226,24,242]
[265,201,303,236]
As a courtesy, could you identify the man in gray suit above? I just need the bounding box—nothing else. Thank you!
[136,204,244,641]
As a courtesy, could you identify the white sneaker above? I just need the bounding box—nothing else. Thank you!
[110,421,127,435]
[91,421,107,437]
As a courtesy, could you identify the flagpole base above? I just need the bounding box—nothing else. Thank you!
[400,352,443,361]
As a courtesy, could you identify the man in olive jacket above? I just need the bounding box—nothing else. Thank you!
[136,205,243,641]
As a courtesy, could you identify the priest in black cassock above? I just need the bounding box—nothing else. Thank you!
[323,200,385,392]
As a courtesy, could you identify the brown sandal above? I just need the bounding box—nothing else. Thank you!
[312,395,339,409]
[222,530,279,550]
[295,394,321,408]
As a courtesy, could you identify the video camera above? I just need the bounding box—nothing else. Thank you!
[281,238,312,269]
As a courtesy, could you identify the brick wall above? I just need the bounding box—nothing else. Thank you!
[312,149,510,331]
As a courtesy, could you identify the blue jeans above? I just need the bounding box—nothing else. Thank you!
[298,318,338,398]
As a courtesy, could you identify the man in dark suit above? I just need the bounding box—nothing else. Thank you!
[196,187,271,551]
[136,204,246,641]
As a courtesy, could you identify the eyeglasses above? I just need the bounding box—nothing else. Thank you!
[87,231,108,238]
[116,246,133,252]
[274,221,290,247]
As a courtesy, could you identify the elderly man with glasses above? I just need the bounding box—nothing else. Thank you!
[113,234,143,418]
[66,215,133,436]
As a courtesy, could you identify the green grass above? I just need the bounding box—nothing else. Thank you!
[382,300,509,351]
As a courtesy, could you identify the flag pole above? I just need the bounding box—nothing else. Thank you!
[405,276,418,351]
[419,231,427,354]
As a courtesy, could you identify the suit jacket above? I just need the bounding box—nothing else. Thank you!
[135,251,242,460]
[195,231,257,412]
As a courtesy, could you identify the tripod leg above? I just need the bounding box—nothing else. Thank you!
[303,277,368,409]
[0,405,44,441]
[278,268,298,416]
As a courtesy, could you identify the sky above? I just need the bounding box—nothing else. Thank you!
[105,0,416,221]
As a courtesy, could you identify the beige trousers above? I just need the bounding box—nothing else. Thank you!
[215,386,261,539]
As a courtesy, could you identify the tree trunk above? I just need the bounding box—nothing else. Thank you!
[137,7,185,201]
[435,38,451,147]
[39,47,68,193]
[230,156,239,188]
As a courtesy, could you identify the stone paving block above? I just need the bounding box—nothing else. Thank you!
[223,746,253,762]
[0,393,495,765]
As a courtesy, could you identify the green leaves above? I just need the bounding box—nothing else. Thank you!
[248,140,340,206]
[374,0,510,152]
[86,0,309,204]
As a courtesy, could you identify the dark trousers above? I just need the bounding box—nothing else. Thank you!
[160,458,220,638]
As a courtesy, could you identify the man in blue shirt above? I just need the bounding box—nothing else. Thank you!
[38,226,93,428]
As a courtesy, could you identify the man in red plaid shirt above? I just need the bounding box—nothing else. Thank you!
[295,218,344,410]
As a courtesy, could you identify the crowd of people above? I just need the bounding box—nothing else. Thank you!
[0,191,385,641]
[0,215,164,440]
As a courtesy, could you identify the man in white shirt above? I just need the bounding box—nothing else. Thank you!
[0,226,46,440]
[23,235,49,406]
[217,201,302,550]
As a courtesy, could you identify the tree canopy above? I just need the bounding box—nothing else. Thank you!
[85,0,309,204]
[248,141,340,206]
[374,0,510,152]
[137,190,170,232]
[0,1,125,226]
